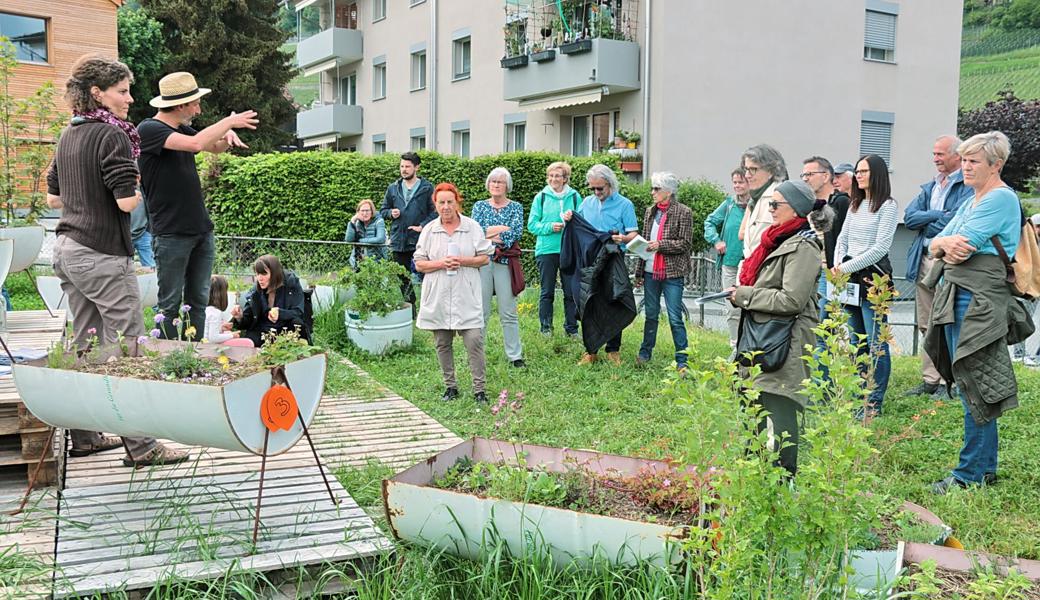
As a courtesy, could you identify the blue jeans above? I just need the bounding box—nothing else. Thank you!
[1,287,10,311]
[945,289,998,484]
[134,230,155,268]
[535,253,578,334]
[154,232,215,340]
[639,276,688,366]
[846,299,891,411]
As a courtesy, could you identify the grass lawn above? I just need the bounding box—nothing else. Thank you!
[960,44,1040,108]
[338,289,1040,561]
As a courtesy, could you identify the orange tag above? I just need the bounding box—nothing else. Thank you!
[260,385,299,432]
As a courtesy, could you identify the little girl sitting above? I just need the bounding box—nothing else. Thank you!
[206,275,253,347]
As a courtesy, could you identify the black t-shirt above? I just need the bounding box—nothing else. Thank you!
[137,118,214,236]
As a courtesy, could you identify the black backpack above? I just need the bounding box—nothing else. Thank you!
[301,288,315,344]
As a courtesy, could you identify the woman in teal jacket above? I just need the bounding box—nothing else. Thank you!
[527,161,583,336]
[704,168,750,343]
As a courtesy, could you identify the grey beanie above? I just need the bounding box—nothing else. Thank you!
[775,180,816,217]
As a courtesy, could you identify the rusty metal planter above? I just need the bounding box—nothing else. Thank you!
[383,437,687,568]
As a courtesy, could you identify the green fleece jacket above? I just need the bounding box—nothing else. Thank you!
[527,184,582,256]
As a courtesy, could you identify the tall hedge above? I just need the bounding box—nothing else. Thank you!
[200,151,725,254]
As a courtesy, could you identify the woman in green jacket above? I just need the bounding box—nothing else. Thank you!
[527,161,582,336]
[704,168,750,343]
[728,180,830,476]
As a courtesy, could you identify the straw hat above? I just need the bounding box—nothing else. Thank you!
[149,72,212,108]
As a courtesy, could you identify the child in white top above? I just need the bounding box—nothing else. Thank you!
[205,275,252,346]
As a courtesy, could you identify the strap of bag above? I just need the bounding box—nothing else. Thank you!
[990,234,1017,285]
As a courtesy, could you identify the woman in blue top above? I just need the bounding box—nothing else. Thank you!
[926,131,1022,495]
[472,167,526,368]
[345,199,387,265]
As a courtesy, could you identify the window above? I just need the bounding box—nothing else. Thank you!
[411,135,426,151]
[505,123,525,152]
[572,116,590,156]
[864,9,896,62]
[0,12,47,63]
[410,51,426,91]
[453,37,471,80]
[452,130,470,158]
[859,120,893,166]
[373,62,386,100]
[571,112,612,156]
[335,1,358,29]
[340,73,357,105]
[373,140,386,154]
[372,0,386,22]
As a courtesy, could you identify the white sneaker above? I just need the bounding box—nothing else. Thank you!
[1024,357,1040,368]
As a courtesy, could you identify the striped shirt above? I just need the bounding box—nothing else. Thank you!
[835,198,898,273]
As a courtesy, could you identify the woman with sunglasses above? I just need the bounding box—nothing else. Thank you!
[832,153,899,418]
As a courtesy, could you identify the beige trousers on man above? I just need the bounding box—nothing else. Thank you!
[916,254,943,385]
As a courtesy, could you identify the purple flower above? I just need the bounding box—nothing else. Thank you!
[154,313,166,324]
[150,328,161,338]
[180,304,191,314]
[172,318,182,328]
[490,404,500,415]
[136,336,148,345]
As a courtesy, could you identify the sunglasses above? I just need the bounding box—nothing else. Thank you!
[768,201,789,210]
[590,186,606,192]
[651,186,662,192]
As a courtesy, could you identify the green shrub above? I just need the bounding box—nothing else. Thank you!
[201,151,726,255]
[343,257,409,320]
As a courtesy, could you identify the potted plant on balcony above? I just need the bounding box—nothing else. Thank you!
[560,37,592,55]
[620,152,643,173]
[501,24,529,69]
[530,41,556,63]
[342,258,412,355]
[13,313,326,456]
[626,131,641,149]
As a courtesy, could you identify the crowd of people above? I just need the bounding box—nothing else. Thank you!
[45,54,1031,493]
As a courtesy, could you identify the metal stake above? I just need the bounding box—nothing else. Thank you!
[251,428,270,549]
[24,267,55,319]
[9,426,55,516]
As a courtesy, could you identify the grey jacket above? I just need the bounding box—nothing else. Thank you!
[923,254,1034,424]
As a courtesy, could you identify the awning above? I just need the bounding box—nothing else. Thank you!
[302,59,338,77]
[295,0,320,11]
[517,89,602,112]
[301,134,338,148]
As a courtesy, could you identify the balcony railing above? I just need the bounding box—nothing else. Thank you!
[297,27,363,73]
[297,103,363,142]
[502,38,640,103]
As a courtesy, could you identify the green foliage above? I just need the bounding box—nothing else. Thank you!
[138,0,297,152]
[342,258,408,320]
[958,89,1040,192]
[201,150,725,255]
[15,82,63,223]
[117,5,170,125]
[999,0,1040,30]
[256,329,321,367]
[153,346,215,380]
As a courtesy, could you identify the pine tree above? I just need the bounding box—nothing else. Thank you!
[138,0,297,152]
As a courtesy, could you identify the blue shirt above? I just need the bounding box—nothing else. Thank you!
[938,186,1021,258]
[577,192,638,236]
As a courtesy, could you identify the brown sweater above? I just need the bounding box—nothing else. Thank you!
[46,121,138,256]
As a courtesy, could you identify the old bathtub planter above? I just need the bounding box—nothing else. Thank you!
[383,437,687,568]
[900,541,1040,584]
[312,284,356,312]
[12,340,326,455]
[344,303,412,355]
[37,271,159,314]
[0,224,45,273]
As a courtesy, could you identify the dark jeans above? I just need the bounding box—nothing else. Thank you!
[945,289,998,484]
[154,232,215,339]
[392,250,417,307]
[639,276,688,366]
[535,253,577,334]
[846,298,891,411]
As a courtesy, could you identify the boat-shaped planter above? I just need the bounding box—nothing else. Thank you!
[37,271,159,314]
[12,340,326,455]
[0,224,45,273]
[383,437,687,568]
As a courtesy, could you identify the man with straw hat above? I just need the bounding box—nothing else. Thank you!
[137,72,258,340]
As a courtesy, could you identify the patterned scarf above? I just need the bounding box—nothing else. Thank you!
[73,108,141,159]
[738,217,809,286]
[652,201,670,280]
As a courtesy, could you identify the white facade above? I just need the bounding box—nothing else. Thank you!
[292,0,962,212]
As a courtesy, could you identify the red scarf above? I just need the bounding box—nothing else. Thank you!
[739,217,809,286]
[652,201,670,280]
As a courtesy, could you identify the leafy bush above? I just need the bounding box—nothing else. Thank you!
[958,89,1040,192]
[343,258,409,320]
[200,150,725,256]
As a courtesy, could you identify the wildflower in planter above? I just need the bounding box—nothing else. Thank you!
[181,304,191,315]
[172,318,181,328]
[136,336,148,345]
[150,328,161,338]
[154,313,165,325]
[86,327,97,335]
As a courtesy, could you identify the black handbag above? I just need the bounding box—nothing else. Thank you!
[736,311,796,373]
[844,254,892,300]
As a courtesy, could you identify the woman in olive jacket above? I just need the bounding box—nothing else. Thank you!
[728,180,832,475]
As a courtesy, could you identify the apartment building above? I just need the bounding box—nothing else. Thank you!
[2,0,122,105]
[292,1,961,220]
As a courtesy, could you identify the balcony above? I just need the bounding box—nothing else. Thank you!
[502,38,640,105]
[297,27,363,75]
[297,103,363,144]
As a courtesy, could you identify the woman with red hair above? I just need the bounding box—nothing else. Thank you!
[414,183,494,403]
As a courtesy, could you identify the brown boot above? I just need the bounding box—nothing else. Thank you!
[606,352,622,366]
[122,443,190,469]
[577,352,597,365]
[69,435,124,457]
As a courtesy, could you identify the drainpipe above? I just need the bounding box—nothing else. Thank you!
[641,0,651,175]
[429,0,438,151]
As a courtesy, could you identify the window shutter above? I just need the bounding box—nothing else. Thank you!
[864,10,896,51]
[859,121,892,166]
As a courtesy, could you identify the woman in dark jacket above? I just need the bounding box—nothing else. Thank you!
[728,180,832,476]
[231,254,308,346]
